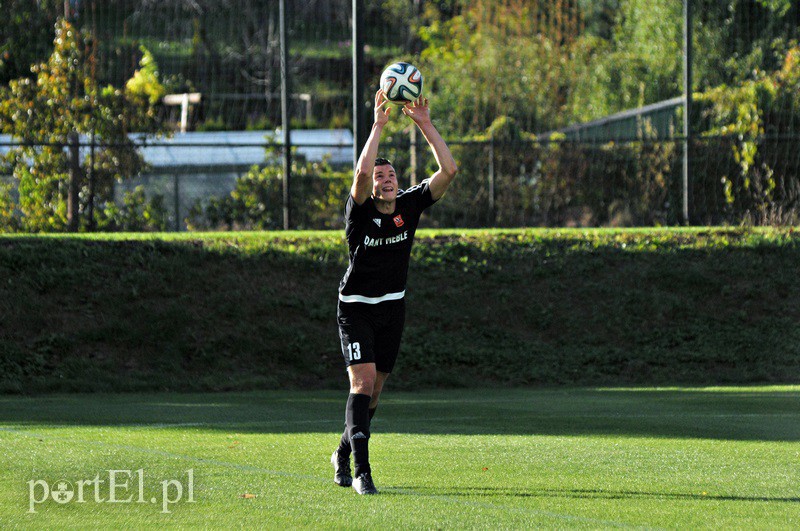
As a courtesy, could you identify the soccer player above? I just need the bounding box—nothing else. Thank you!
[331,89,458,495]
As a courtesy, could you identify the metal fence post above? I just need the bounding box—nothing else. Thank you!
[87,132,96,231]
[67,132,81,232]
[352,0,366,168]
[173,174,181,232]
[488,136,496,225]
[409,126,418,187]
[682,0,693,225]
[280,0,292,230]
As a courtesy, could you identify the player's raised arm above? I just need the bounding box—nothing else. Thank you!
[352,90,392,205]
[402,97,458,201]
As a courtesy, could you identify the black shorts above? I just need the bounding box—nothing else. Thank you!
[337,298,406,373]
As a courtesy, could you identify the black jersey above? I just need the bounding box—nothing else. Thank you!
[338,179,436,303]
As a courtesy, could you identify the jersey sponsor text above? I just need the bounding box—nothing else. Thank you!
[363,231,409,247]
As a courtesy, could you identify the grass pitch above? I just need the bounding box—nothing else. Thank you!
[1,387,798,528]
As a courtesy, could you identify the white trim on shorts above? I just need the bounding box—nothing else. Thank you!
[338,290,405,304]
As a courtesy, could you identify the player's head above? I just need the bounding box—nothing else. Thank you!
[372,157,398,202]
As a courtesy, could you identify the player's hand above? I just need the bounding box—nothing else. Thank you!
[402,96,431,125]
[374,90,391,126]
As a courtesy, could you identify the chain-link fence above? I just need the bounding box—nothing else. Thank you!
[1,1,798,231]
[2,132,799,230]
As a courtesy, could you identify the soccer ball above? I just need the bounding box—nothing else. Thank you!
[380,62,423,104]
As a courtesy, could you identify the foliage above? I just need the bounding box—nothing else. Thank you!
[414,0,685,132]
[414,0,798,133]
[0,0,60,85]
[423,116,677,228]
[95,186,169,232]
[695,45,800,224]
[0,182,18,232]
[567,0,682,123]
[693,0,799,89]
[1,4,799,231]
[417,0,584,134]
[0,19,167,232]
[125,46,166,106]
[186,158,351,231]
[0,228,798,393]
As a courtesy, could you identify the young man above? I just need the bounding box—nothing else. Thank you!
[331,89,458,495]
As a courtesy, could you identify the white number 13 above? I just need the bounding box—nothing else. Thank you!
[348,342,362,361]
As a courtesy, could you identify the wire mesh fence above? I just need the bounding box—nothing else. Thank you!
[4,133,796,231]
[1,1,799,231]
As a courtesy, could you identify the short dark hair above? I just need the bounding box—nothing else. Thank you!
[374,157,392,167]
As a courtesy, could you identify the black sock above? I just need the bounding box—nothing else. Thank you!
[339,406,377,457]
[345,393,371,477]
[337,426,350,457]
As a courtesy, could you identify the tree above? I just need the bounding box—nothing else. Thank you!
[693,0,799,89]
[0,0,60,85]
[0,19,166,232]
[417,0,584,135]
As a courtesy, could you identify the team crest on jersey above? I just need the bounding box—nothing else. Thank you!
[373,218,381,227]
[393,215,404,227]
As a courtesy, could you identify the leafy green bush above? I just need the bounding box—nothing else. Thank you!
[0,182,17,233]
[1,228,798,392]
[694,45,800,225]
[186,159,351,231]
[96,186,169,232]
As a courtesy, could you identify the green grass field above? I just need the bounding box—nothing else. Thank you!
[2,387,798,528]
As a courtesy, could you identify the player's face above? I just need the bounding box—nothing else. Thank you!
[372,164,398,202]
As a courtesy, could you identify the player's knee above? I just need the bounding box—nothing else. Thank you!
[350,376,375,396]
[348,364,377,396]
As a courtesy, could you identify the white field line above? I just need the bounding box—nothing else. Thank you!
[0,425,642,528]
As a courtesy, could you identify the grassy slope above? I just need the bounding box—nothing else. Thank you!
[1,388,798,528]
[1,227,799,392]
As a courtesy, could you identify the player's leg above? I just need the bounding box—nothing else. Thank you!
[346,363,378,493]
[331,371,389,486]
[369,298,405,417]
[345,300,402,494]
[335,303,378,494]
[368,371,390,417]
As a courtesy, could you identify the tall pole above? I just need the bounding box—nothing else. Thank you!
[409,126,418,186]
[279,0,292,230]
[67,132,81,232]
[682,0,692,225]
[488,136,495,225]
[352,0,366,167]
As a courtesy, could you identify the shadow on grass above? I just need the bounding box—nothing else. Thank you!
[383,485,800,504]
[0,388,798,441]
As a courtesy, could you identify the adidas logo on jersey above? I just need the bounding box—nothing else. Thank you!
[373,218,381,227]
